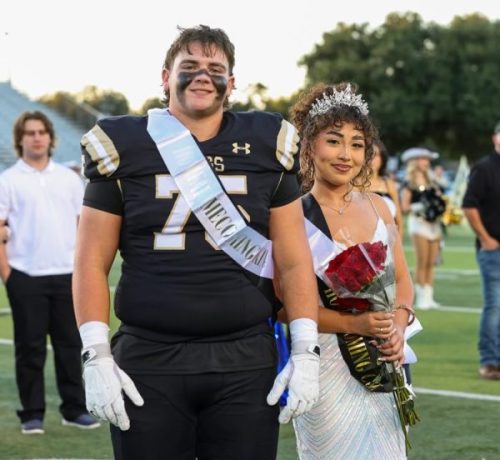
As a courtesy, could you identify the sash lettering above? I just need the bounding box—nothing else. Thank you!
[146,109,273,279]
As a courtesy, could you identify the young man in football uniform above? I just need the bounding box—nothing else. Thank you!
[73,25,320,459]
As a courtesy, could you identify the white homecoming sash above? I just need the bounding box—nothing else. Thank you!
[146,108,273,278]
[304,218,338,284]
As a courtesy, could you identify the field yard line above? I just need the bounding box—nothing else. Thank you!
[434,305,481,313]
[403,245,474,252]
[415,387,500,402]
[434,268,479,275]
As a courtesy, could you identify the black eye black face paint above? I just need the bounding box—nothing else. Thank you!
[177,69,228,98]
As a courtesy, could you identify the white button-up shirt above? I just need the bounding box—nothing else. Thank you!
[0,159,84,276]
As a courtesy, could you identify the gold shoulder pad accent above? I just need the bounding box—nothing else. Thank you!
[81,125,120,177]
[276,120,299,171]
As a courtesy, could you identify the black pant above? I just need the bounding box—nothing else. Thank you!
[111,368,280,460]
[6,269,86,422]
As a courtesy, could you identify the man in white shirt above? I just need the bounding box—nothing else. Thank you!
[0,111,99,434]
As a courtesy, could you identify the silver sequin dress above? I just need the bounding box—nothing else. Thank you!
[294,219,407,460]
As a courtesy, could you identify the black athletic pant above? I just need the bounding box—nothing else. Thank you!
[111,368,280,460]
[6,269,86,422]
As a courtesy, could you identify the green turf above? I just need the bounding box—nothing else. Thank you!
[408,395,500,460]
[410,309,498,394]
[2,222,499,459]
[0,346,113,459]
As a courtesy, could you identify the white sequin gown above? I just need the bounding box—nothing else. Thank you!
[294,219,407,460]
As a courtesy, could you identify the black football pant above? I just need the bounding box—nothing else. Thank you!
[111,368,280,460]
[6,269,86,422]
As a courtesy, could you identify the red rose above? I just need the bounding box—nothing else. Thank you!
[325,242,387,293]
[365,241,387,271]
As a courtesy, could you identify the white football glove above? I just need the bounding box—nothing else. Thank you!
[82,343,144,431]
[266,345,320,423]
[267,318,320,424]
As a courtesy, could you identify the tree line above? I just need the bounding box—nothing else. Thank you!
[41,12,500,162]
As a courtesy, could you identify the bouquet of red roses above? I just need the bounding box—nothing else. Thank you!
[320,225,419,450]
[324,240,394,313]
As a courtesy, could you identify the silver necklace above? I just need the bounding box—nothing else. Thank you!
[319,199,352,215]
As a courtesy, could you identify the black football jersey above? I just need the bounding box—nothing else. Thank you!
[82,111,300,347]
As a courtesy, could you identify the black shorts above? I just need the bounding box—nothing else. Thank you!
[111,367,280,460]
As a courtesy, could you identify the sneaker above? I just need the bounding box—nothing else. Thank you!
[62,413,100,429]
[21,419,44,434]
[479,365,500,380]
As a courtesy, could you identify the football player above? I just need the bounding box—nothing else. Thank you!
[73,25,320,460]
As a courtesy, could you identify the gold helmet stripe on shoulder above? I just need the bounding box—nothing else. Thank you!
[276,120,299,171]
[82,125,120,177]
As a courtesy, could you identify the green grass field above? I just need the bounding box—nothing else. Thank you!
[1,223,499,459]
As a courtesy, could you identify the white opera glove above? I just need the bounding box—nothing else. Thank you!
[80,322,144,431]
[266,318,320,424]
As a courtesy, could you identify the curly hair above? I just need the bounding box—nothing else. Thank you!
[290,82,378,193]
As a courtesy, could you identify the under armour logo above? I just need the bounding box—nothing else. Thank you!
[232,142,251,154]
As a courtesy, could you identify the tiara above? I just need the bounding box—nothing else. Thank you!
[308,84,369,118]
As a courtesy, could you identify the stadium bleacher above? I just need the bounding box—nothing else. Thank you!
[0,81,89,171]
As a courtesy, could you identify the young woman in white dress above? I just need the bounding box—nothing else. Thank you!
[287,82,415,460]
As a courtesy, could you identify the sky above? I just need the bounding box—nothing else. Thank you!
[1,0,499,110]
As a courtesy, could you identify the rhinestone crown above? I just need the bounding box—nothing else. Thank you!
[308,84,369,118]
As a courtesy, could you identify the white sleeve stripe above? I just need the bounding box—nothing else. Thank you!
[276,120,299,171]
[82,126,119,176]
